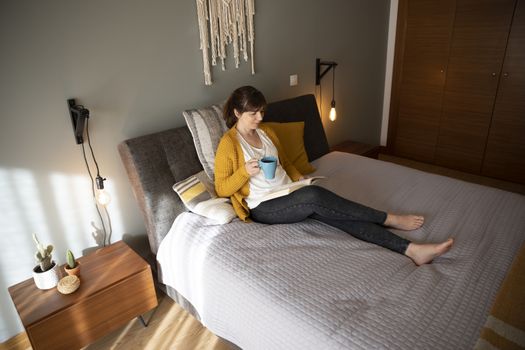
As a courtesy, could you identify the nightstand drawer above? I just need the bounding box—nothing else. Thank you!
[27,266,157,350]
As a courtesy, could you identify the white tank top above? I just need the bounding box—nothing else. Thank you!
[237,129,292,209]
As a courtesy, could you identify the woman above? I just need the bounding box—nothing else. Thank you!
[215,86,453,265]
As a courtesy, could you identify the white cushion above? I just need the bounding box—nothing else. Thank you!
[192,197,236,225]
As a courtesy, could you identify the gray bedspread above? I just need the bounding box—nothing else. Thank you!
[157,152,525,349]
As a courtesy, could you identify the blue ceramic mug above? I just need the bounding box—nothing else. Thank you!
[258,156,277,179]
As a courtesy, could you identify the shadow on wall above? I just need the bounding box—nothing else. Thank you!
[81,221,109,256]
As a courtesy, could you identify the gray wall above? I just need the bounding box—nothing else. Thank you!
[0,0,390,341]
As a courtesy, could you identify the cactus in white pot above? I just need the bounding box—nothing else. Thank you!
[32,234,60,289]
[33,233,54,272]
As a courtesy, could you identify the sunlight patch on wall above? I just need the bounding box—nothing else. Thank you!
[50,172,102,253]
[101,179,124,245]
[0,168,47,342]
[49,172,125,251]
[0,168,48,279]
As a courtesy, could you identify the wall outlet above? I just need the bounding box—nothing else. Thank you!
[290,74,298,86]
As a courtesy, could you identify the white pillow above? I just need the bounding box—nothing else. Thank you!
[173,171,236,224]
[192,197,237,225]
[183,103,227,181]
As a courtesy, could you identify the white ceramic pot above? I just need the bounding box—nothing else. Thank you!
[32,262,61,290]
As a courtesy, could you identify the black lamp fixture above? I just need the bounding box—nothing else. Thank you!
[68,99,90,144]
[315,58,338,121]
[67,99,112,246]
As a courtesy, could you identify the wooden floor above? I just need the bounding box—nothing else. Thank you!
[84,292,230,350]
[2,154,524,350]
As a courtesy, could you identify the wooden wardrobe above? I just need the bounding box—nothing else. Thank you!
[388,0,525,184]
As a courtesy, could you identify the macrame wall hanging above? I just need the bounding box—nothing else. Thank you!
[195,0,256,85]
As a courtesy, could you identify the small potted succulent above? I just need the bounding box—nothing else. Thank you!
[32,234,61,290]
[64,249,80,277]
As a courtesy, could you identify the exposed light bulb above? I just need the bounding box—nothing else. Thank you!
[95,175,111,206]
[96,189,111,206]
[329,100,337,121]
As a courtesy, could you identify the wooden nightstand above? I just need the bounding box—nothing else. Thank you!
[331,140,381,159]
[8,241,158,350]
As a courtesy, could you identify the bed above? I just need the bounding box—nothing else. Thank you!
[118,94,525,349]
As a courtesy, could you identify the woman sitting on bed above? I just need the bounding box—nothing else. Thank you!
[215,86,453,266]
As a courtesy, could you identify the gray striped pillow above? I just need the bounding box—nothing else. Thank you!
[183,103,227,181]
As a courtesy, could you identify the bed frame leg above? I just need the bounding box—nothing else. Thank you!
[137,315,148,327]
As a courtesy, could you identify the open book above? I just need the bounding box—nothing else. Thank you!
[260,176,327,202]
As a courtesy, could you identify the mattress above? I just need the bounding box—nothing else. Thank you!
[157,152,525,349]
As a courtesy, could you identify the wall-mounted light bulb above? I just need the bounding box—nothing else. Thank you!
[95,175,111,206]
[329,100,337,122]
[96,188,111,206]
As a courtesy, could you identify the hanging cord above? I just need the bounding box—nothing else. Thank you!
[85,118,112,246]
[86,119,113,246]
[81,138,108,246]
[332,65,336,101]
[86,118,101,177]
[319,80,323,119]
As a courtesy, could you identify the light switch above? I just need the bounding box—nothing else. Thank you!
[290,74,298,86]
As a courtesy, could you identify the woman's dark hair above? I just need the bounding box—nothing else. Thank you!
[223,86,267,128]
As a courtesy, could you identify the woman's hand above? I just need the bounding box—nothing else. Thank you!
[245,158,260,176]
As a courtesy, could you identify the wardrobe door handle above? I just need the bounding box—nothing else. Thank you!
[503,72,509,77]
[491,72,497,77]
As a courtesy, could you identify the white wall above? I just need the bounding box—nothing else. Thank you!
[381,0,398,146]
[0,0,390,341]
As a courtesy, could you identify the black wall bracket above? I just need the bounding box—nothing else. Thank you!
[315,58,338,85]
[68,98,89,144]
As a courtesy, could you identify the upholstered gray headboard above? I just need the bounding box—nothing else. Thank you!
[118,94,329,254]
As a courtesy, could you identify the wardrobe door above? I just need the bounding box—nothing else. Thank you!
[391,0,455,162]
[435,0,516,173]
[483,0,525,184]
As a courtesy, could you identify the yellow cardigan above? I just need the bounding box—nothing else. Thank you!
[214,124,302,221]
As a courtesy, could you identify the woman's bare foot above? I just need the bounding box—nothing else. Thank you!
[384,214,424,231]
[405,238,454,266]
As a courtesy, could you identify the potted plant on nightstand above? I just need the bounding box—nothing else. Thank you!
[64,249,80,277]
[32,234,61,290]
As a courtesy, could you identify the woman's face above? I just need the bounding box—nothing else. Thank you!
[235,109,264,130]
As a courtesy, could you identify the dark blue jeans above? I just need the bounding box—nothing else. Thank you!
[250,185,410,254]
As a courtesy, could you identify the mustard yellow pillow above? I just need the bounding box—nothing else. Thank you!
[265,122,316,174]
